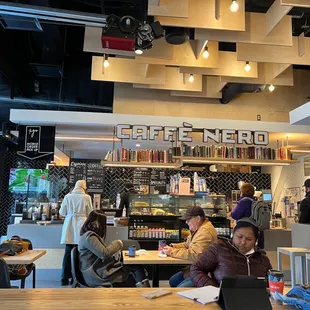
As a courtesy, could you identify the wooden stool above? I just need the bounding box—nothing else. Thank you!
[277,247,310,287]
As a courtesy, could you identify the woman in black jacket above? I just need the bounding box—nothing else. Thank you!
[190,219,272,287]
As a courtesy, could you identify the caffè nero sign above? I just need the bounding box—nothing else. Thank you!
[116,123,269,145]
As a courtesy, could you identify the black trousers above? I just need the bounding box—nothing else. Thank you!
[61,244,76,280]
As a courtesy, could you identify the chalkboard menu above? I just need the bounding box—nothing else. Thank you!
[69,159,105,194]
[133,168,151,195]
[150,169,167,194]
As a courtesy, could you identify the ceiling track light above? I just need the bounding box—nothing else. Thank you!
[244,61,251,72]
[103,54,110,68]
[202,45,209,59]
[188,74,194,83]
[135,48,143,55]
[230,0,239,12]
[268,84,275,92]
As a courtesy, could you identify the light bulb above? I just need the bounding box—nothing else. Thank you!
[188,74,194,83]
[103,59,109,68]
[135,48,143,55]
[202,49,209,59]
[244,61,251,72]
[268,84,275,92]
[230,0,239,12]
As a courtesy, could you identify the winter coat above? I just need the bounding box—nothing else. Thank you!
[299,192,310,224]
[78,231,127,287]
[59,188,93,244]
[231,195,265,249]
[170,220,217,262]
[191,238,272,287]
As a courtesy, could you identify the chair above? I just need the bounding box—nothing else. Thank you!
[9,238,36,289]
[70,247,112,288]
[0,258,18,288]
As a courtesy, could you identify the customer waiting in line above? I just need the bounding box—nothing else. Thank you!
[59,180,93,286]
[78,210,150,287]
[231,183,265,249]
[190,219,272,287]
[163,206,217,288]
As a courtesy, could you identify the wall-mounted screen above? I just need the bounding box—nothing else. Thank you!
[9,168,49,193]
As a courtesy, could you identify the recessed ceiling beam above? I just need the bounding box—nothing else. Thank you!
[237,37,310,65]
[180,51,258,78]
[155,0,245,31]
[266,0,292,35]
[195,13,292,47]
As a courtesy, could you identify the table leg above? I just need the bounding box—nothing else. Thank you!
[277,250,282,271]
[290,254,296,287]
[152,265,159,287]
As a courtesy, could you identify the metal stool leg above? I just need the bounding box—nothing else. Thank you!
[306,258,310,285]
[277,249,282,271]
[290,253,296,287]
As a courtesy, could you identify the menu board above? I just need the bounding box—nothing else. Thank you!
[133,168,150,195]
[150,169,167,194]
[69,159,105,194]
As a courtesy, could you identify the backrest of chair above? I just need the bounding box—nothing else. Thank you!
[0,258,11,288]
[121,240,141,250]
[71,247,88,287]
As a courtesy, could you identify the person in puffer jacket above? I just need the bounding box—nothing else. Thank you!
[191,218,272,287]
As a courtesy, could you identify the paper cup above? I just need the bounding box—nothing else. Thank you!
[268,270,284,294]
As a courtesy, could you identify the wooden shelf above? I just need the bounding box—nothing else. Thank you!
[101,161,181,168]
[173,156,298,166]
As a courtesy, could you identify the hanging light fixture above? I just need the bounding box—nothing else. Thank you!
[202,45,209,59]
[268,84,275,92]
[188,74,194,83]
[230,0,239,12]
[244,61,251,72]
[103,54,110,68]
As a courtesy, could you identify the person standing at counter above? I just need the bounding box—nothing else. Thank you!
[59,180,93,286]
[164,206,217,287]
[231,183,264,249]
[299,179,310,224]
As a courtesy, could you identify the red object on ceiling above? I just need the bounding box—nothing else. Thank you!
[101,35,135,51]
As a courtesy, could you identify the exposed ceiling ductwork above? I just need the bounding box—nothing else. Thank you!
[220,83,266,104]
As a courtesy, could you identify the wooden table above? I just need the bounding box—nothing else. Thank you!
[0,288,293,310]
[123,250,192,287]
[2,250,46,265]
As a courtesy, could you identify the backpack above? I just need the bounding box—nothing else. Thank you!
[242,197,272,231]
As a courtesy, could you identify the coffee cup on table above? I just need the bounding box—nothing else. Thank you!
[268,270,284,295]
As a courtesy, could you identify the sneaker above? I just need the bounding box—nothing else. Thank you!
[61,279,69,286]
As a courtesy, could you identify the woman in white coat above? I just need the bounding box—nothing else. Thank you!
[59,180,93,286]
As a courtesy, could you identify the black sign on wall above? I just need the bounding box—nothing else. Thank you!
[69,159,105,194]
[17,126,55,161]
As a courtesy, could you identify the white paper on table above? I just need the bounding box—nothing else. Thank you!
[177,286,220,305]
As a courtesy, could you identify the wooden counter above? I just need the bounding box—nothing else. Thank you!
[2,250,46,264]
[0,288,293,310]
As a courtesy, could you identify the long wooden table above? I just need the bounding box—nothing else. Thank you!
[0,288,294,310]
[123,250,192,287]
[2,250,46,264]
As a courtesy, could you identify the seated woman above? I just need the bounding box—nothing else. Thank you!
[191,218,272,287]
[78,210,150,287]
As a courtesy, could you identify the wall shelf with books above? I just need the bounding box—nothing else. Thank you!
[101,161,181,168]
[172,156,298,167]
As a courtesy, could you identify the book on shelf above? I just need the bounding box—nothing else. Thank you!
[173,144,292,161]
[104,148,174,163]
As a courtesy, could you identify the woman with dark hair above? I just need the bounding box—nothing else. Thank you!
[190,218,272,287]
[78,210,150,287]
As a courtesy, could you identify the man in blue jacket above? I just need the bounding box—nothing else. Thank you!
[231,183,264,249]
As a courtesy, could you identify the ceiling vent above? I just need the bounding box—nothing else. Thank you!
[165,27,189,45]
[0,14,43,31]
